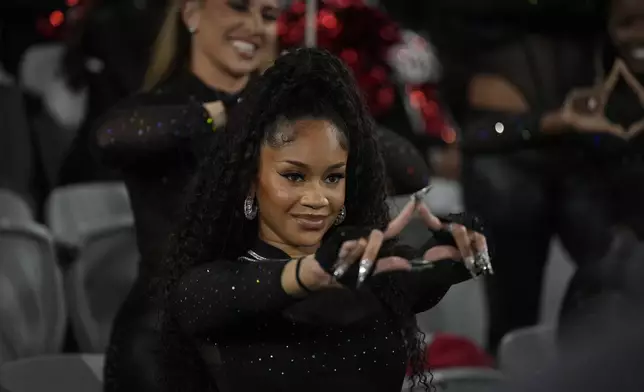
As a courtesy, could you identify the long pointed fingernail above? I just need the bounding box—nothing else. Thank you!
[333,261,349,279]
[476,251,493,275]
[416,185,432,197]
[463,256,478,278]
[412,185,432,203]
[486,253,494,274]
[357,259,373,288]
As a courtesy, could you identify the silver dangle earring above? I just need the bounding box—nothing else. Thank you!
[187,25,197,34]
[334,206,346,225]
[244,195,257,220]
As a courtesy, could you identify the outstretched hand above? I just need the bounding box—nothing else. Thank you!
[541,88,626,139]
[306,226,411,290]
[303,187,492,290]
[384,192,491,277]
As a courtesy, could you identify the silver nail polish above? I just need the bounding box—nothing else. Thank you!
[357,259,373,287]
[412,185,432,203]
[463,256,479,278]
[476,251,493,275]
[333,263,349,279]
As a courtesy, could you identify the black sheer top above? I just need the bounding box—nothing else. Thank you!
[92,71,238,276]
[169,239,471,391]
[92,71,433,275]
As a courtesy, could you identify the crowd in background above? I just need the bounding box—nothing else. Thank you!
[2,0,644,391]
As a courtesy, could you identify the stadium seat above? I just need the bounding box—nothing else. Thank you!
[65,225,139,352]
[498,324,556,379]
[0,222,65,363]
[404,367,505,392]
[45,183,133,248]
[0,189,32,222]
[0,354,104,392]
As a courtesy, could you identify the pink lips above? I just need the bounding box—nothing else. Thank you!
[292,215,328,230]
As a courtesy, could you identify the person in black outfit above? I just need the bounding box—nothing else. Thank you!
[94,0,281,390]
[157,48,493,392]
[456,4,619,355]
[381,0,616,352]
[96,1,433,390]
[57,0,167,186]
[557,0,644,342]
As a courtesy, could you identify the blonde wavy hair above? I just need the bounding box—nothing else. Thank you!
[142,0,193,91]
[143,0,280,89]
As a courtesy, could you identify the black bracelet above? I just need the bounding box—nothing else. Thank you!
[295,257,313,294]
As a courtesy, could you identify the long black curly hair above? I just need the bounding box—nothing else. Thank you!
[156,47,429,391]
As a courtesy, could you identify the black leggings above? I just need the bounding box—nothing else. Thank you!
[461,140,614,352]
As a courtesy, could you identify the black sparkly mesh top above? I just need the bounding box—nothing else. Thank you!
[169,239,472,391]
[91,71,235,277]
[92,71,431,276]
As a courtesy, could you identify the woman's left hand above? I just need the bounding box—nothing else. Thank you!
[332,189,492,287]
[383,193,491,277]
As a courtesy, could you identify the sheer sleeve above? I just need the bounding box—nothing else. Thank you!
[379,244,472,314]
[459,111,550,154]
[170,260,300,336]
[91,94,216,167]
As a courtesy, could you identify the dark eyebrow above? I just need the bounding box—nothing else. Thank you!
[281,160,346,170]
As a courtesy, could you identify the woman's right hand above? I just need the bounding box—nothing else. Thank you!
[297,228,412,291]
[299,196,434,291]
[202,101,227,129]
[297,186,490,291]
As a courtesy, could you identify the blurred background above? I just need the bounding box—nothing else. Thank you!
[2,0,644,391]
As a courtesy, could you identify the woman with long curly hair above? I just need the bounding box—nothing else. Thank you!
[158,48,491,391]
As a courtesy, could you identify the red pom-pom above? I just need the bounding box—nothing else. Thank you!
[339,48,358,65]
[376,86,395,108]
[326,0,346,7]
[370,66,388,83]
[277,18,289,37]
[291,1,306,14]
[406,84,456,143]
[379,24,398,42]
[319,10,338,30]
[279,0,401,118]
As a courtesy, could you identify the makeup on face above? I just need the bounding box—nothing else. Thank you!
[256,119,348,249]
[225,0,279,60]
[190,0,280,82]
